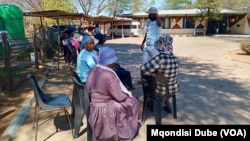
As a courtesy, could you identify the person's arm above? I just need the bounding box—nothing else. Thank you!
[107,72,129,102]
[156,14,163,27]
[141,26,147,51]
[140,54,161,75]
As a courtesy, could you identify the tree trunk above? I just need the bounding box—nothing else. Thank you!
[33,24,39,69]
[203,20,208,36]
[1,32,13,91]
[39,26,45,63]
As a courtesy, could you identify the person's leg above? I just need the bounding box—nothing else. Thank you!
[148,45,159,59]
[124,70,135,90]
[72,48,77,66]
[141,46,150,64]
[142,75,155,98]
[63,45,68,63]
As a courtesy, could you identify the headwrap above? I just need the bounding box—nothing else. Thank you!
[154,34,173,54]
[81,35,92,47]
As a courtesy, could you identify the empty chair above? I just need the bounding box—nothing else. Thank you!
[72,77,93,140]
[69,66,92,140]
[141,72,177,125]
[27,73,73,141]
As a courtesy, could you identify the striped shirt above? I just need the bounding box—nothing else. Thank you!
[140,53,179,96]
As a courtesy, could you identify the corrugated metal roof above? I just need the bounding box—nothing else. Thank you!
[23,10,132,22]
[23,10,90,19]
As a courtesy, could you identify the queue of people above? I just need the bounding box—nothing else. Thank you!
[63,6,179,141]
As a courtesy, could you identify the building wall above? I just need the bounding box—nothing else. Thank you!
[228,15,249,34]
[133,14,249,35]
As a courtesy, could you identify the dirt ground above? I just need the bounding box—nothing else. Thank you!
[0,56,50,136]
[0,48,249,137]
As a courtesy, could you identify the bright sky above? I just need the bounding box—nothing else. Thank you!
[154,0,165,8]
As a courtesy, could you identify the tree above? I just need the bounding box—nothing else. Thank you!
[77,0,93,15]
[130,0,155,13]
[106,0,132,17]
[163,0,194,9]
[77,0,109,16]
[43,0,76,25]
[220,0,250,14]
[194,0,222,36]
[0,0,43,11]
[131,0,144,13]
[94,0,109,15]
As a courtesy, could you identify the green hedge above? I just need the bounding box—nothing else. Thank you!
[240,40,250,55]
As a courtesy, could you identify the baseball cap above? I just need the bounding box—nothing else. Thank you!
[146,7,158,14]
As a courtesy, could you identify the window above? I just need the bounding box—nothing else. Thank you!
[131,25,137,29]
[183,17,195,29]
[117,25,131,29]
[123,25,130,29]
[117,25,122,29]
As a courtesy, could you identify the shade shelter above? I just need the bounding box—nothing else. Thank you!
[23,10,90,70]
[23,10,134,70]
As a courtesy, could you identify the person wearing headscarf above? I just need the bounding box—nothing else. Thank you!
[154,33,173,55]
[141,33,177,113]
[86,47,140,141]
[94,32,107,53]
[76,35,99,82]
[140,46,179,113]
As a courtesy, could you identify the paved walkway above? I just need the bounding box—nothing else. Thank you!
[2,36,250,141]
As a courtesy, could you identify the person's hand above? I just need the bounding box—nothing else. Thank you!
[141,44,144,51]
[155,14,159,19]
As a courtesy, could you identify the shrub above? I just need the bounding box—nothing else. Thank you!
[240,40,250,55]
[15,46,33,60]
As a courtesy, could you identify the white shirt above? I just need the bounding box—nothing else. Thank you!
[145,20,161,46]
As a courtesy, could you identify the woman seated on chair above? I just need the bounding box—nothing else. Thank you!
[76,35,98,83]
[86,47,140,141]
[141,34,179,113]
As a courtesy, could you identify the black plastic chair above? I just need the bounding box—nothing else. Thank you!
[27,74,73,141]
[72,77,93,140]
[69,66,81,83]
[69,66,93,140]
[141,72,177,125]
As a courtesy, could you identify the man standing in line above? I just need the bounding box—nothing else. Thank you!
[140,6,163,102]
[141,6,163,64]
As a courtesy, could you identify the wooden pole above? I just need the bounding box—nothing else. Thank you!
[1,32,13,91]
[56,11,60,71]
[33,24,39,69]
